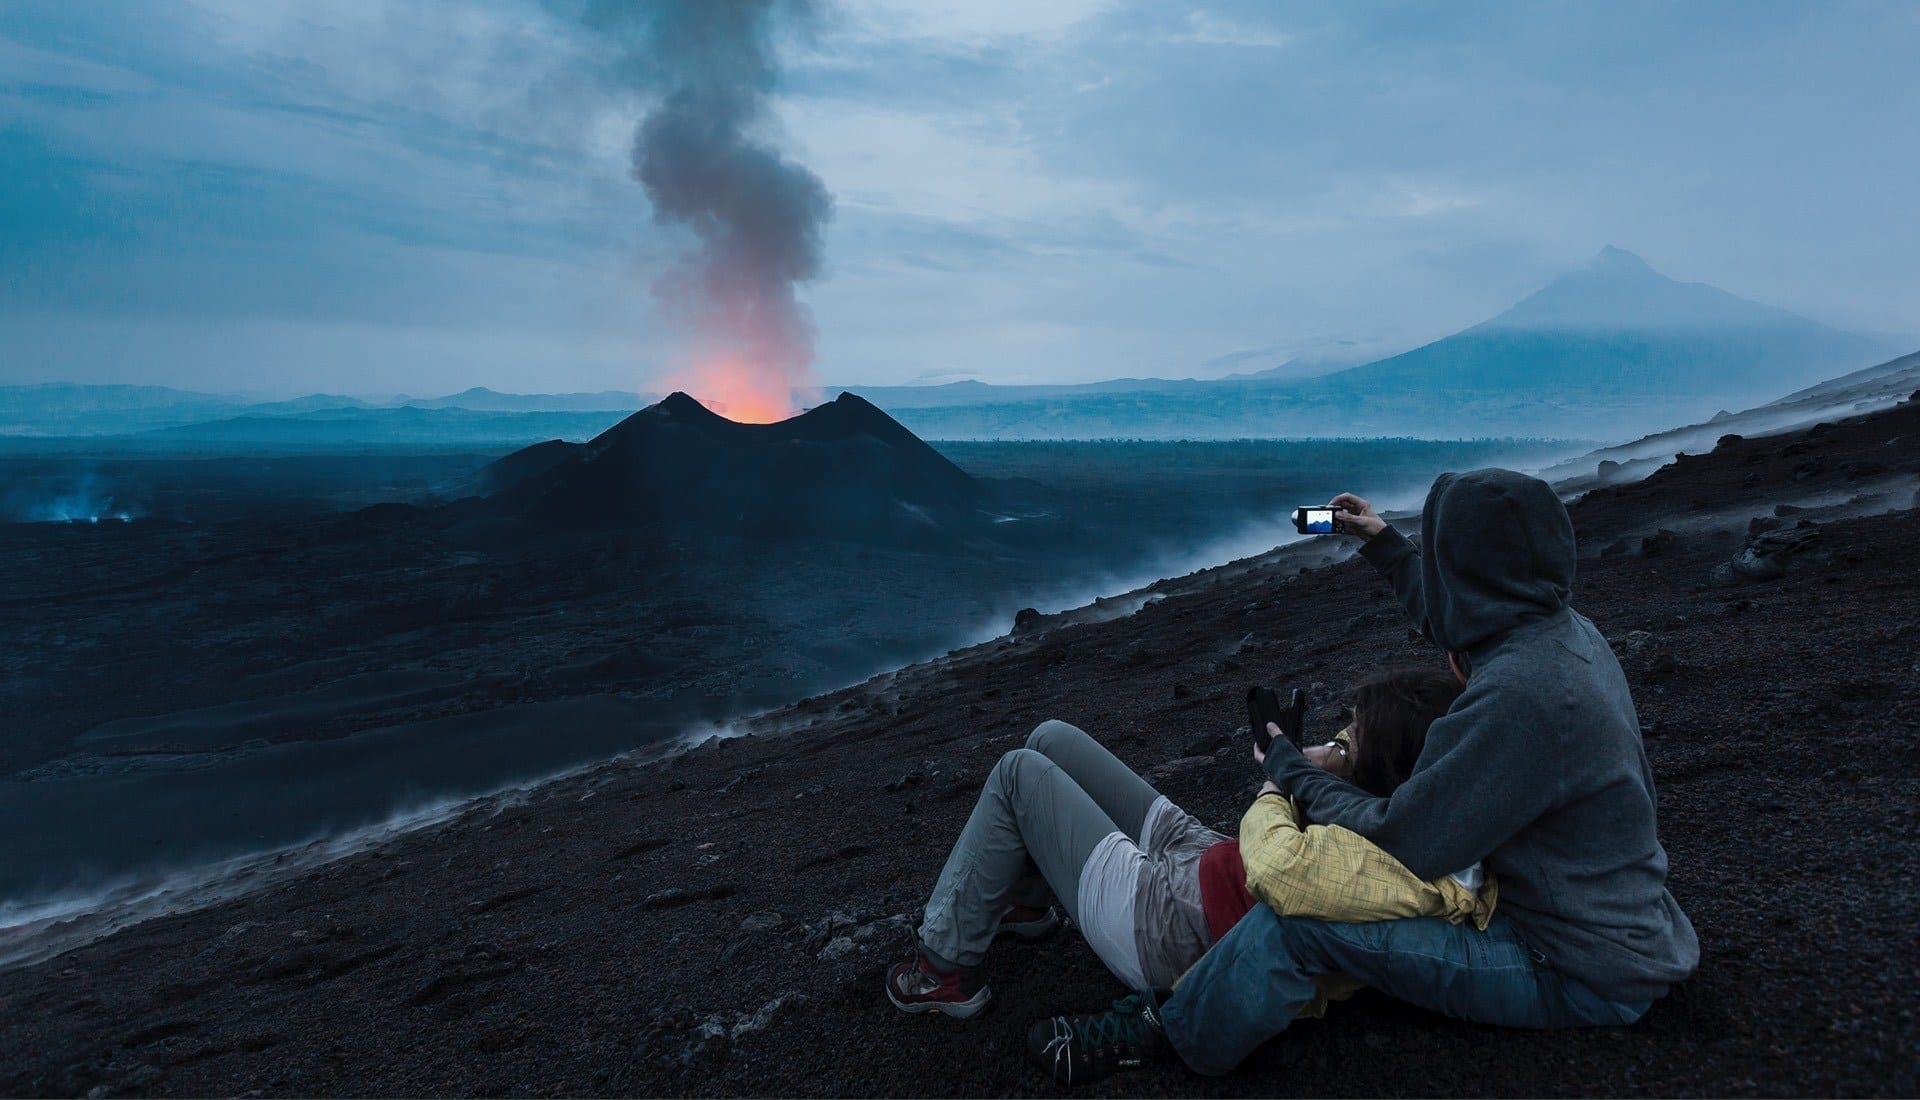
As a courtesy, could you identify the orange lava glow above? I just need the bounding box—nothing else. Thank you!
[669,358,809,423]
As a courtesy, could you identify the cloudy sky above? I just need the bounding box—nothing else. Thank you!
[2,0,1914,396]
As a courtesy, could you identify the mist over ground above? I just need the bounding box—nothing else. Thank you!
[6,336,1912,939]
[4,387,1915,1097]
[0,427,1575,929]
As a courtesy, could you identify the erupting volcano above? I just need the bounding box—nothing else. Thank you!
[482,392,1002,549]
[591,0,833,428]
[667,358,815,424]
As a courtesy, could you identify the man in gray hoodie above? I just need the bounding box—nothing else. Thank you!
[1028,468,1699,1084]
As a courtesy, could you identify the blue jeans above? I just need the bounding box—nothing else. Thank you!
[1159,908,1650,1076]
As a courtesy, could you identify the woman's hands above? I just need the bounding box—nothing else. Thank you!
[1329,492,1387,542]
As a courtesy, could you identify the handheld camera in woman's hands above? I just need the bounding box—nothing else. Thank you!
[1247,686,1308,753]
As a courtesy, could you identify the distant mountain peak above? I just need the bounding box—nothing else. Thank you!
[1485,247,1801,333]
[1320,244,1886,416]
[1587,245,1656,276]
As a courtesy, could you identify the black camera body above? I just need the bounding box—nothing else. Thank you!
[1291,506,1344,535]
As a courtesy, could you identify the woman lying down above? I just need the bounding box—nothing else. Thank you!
[883,667,1493,1081]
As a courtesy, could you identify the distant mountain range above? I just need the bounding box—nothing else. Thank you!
[128,407,634,450]
[0,385,652,439]
[861,248,1904,439]
[1325,246,1887,400]
[2,248,1905,445]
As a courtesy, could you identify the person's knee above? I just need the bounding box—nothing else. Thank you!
[1026,719,1085,756]
[990,746,1051,795]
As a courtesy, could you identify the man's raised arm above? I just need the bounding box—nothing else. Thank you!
[1331,492,1436,647]
[1260,687,1561,881]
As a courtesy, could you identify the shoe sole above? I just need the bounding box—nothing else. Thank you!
[886,983,992,1020]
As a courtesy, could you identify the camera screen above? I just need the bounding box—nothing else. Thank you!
[1303,508,1335,534]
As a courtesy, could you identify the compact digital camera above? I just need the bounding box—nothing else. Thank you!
[1291,506,1343,535]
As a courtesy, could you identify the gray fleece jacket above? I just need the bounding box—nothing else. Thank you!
[1265,469,1699,1003]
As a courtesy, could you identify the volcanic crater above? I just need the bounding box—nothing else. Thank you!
[471,392,1040,548]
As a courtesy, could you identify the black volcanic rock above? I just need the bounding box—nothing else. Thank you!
[488,391,987,545]
[5,399,1917,1097]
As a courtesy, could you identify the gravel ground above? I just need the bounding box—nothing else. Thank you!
[2,400,1917,1097]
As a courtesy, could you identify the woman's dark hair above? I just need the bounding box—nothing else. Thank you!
[1347,667,1465,798]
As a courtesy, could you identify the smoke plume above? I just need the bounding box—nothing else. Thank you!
[589,0,832,417]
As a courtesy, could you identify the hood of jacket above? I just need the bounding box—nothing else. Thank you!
[1419,468,1575,653]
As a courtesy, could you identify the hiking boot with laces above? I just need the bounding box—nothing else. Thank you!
[884,953,991,1019]
[995,904,1063,942]
[1027,993,1171,1085]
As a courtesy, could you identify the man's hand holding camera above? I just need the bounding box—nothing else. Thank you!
[1289,492,1386,539]
[1329,492,1387,542]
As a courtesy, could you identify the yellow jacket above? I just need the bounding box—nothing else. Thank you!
[1187,732,1499,1016]
[1239,794,1498,930]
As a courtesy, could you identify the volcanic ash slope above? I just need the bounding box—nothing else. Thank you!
[2,401,1918,1097]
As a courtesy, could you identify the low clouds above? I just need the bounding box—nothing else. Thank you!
[0,0,1914,394]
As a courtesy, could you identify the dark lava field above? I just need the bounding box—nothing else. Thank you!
[2,399,1918,1096]
[0,398,1562,908]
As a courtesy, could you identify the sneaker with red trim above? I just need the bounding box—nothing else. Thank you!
[995,904,1063,942]
[884,953,991,1019]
